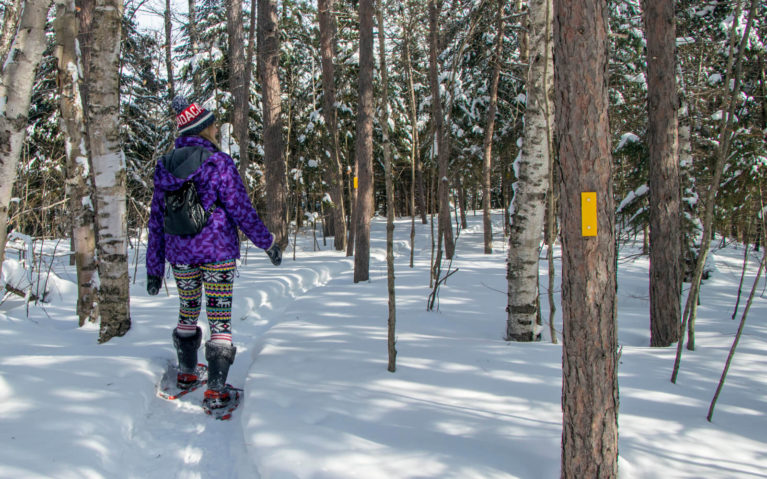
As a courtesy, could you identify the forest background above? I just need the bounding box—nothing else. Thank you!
[0,0,766,476]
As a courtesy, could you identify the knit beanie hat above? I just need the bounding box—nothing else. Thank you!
[172,96,216,136]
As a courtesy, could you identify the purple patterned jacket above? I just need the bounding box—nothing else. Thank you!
[146,136,274,277]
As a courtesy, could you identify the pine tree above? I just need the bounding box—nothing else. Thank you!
[644,0,681,347]
[353,0,374,283]
[555,0,619,474]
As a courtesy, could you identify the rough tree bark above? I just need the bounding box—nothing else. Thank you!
[187,0,201,97]
[403,21,420,266]
[643,0,681,347]
[226,0,249,178]
[428,0,455,260]
[353,0,374,283]
[164,0,175,101]
[54,0,98,325]
[258,0,288,248]
[85,0,131,342]
[678,63,697,284]
[402,17,427,226]
[506,0,554,342]
[0,0,52,270]
[402,29,428,225]
[317,0,347,251]
[377,0,396,372]
[482,0,504,255]
[554,0,619,474]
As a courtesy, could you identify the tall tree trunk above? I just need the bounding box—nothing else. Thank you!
[77,0,92,102]
[86,0,131,342]
[403,18,419,267]
[760,53,766,132]
[353,0,374,283]
[678,62,697,283]
[317,0,347,251]
[428,0,455,260]
[644,0,681,347]
[672,0,758,375]
[227,0,248,178]
[187,0,201,97]
[246,0,256,96]
[0,0,23,67]
[243,0,257,164]
[258,0,288,247]
[54,0,98,325]
[506,0,554,342]
[554,0,618,475]
[457,182,467,230]
[242,0,257,175]
[0,0,51,269]
[377,1,396,372]
[164,0,175,101]
[402,23,426,225]
[482,0,504,254]
[346,159,357,257]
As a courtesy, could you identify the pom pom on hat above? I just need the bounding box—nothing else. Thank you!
[172,96,191,115]
[172,95,215,136]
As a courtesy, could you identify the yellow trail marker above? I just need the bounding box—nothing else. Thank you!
[581,192,597,237]
[353,176,358,189]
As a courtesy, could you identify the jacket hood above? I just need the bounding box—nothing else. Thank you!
[153,136,219,191]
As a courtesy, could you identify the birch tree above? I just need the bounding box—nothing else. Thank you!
[0,0,52,269]
[84,0,131,342]
[506,0,553,342]
[54,0,98,325]
[644,0,681,347]
[317,0,347,251]
[353,0,374,283]
[555,0,619,474]
[0,0,23,66]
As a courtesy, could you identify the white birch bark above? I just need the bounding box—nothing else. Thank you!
[506,0,553,341]
[86,0,130,342]
[0,0,24,66]
[0,0,52,271]
[54,0,98,325]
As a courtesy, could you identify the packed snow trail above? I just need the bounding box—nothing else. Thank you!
[0,236,352,479]
[136,248,352,479]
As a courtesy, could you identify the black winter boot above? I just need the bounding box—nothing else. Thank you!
[204,341,237,409]
[172,327,202,388]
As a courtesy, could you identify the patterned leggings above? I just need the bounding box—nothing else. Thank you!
[172,259,236,343]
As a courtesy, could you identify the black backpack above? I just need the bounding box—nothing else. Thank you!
[161,150,217,236]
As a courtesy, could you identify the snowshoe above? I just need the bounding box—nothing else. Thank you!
[157,362,208,400]
[202,385,242,420]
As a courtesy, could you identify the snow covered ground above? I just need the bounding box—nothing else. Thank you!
[1,212,765,478]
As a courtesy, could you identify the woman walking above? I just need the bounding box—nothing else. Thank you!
[146,96,281,411]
